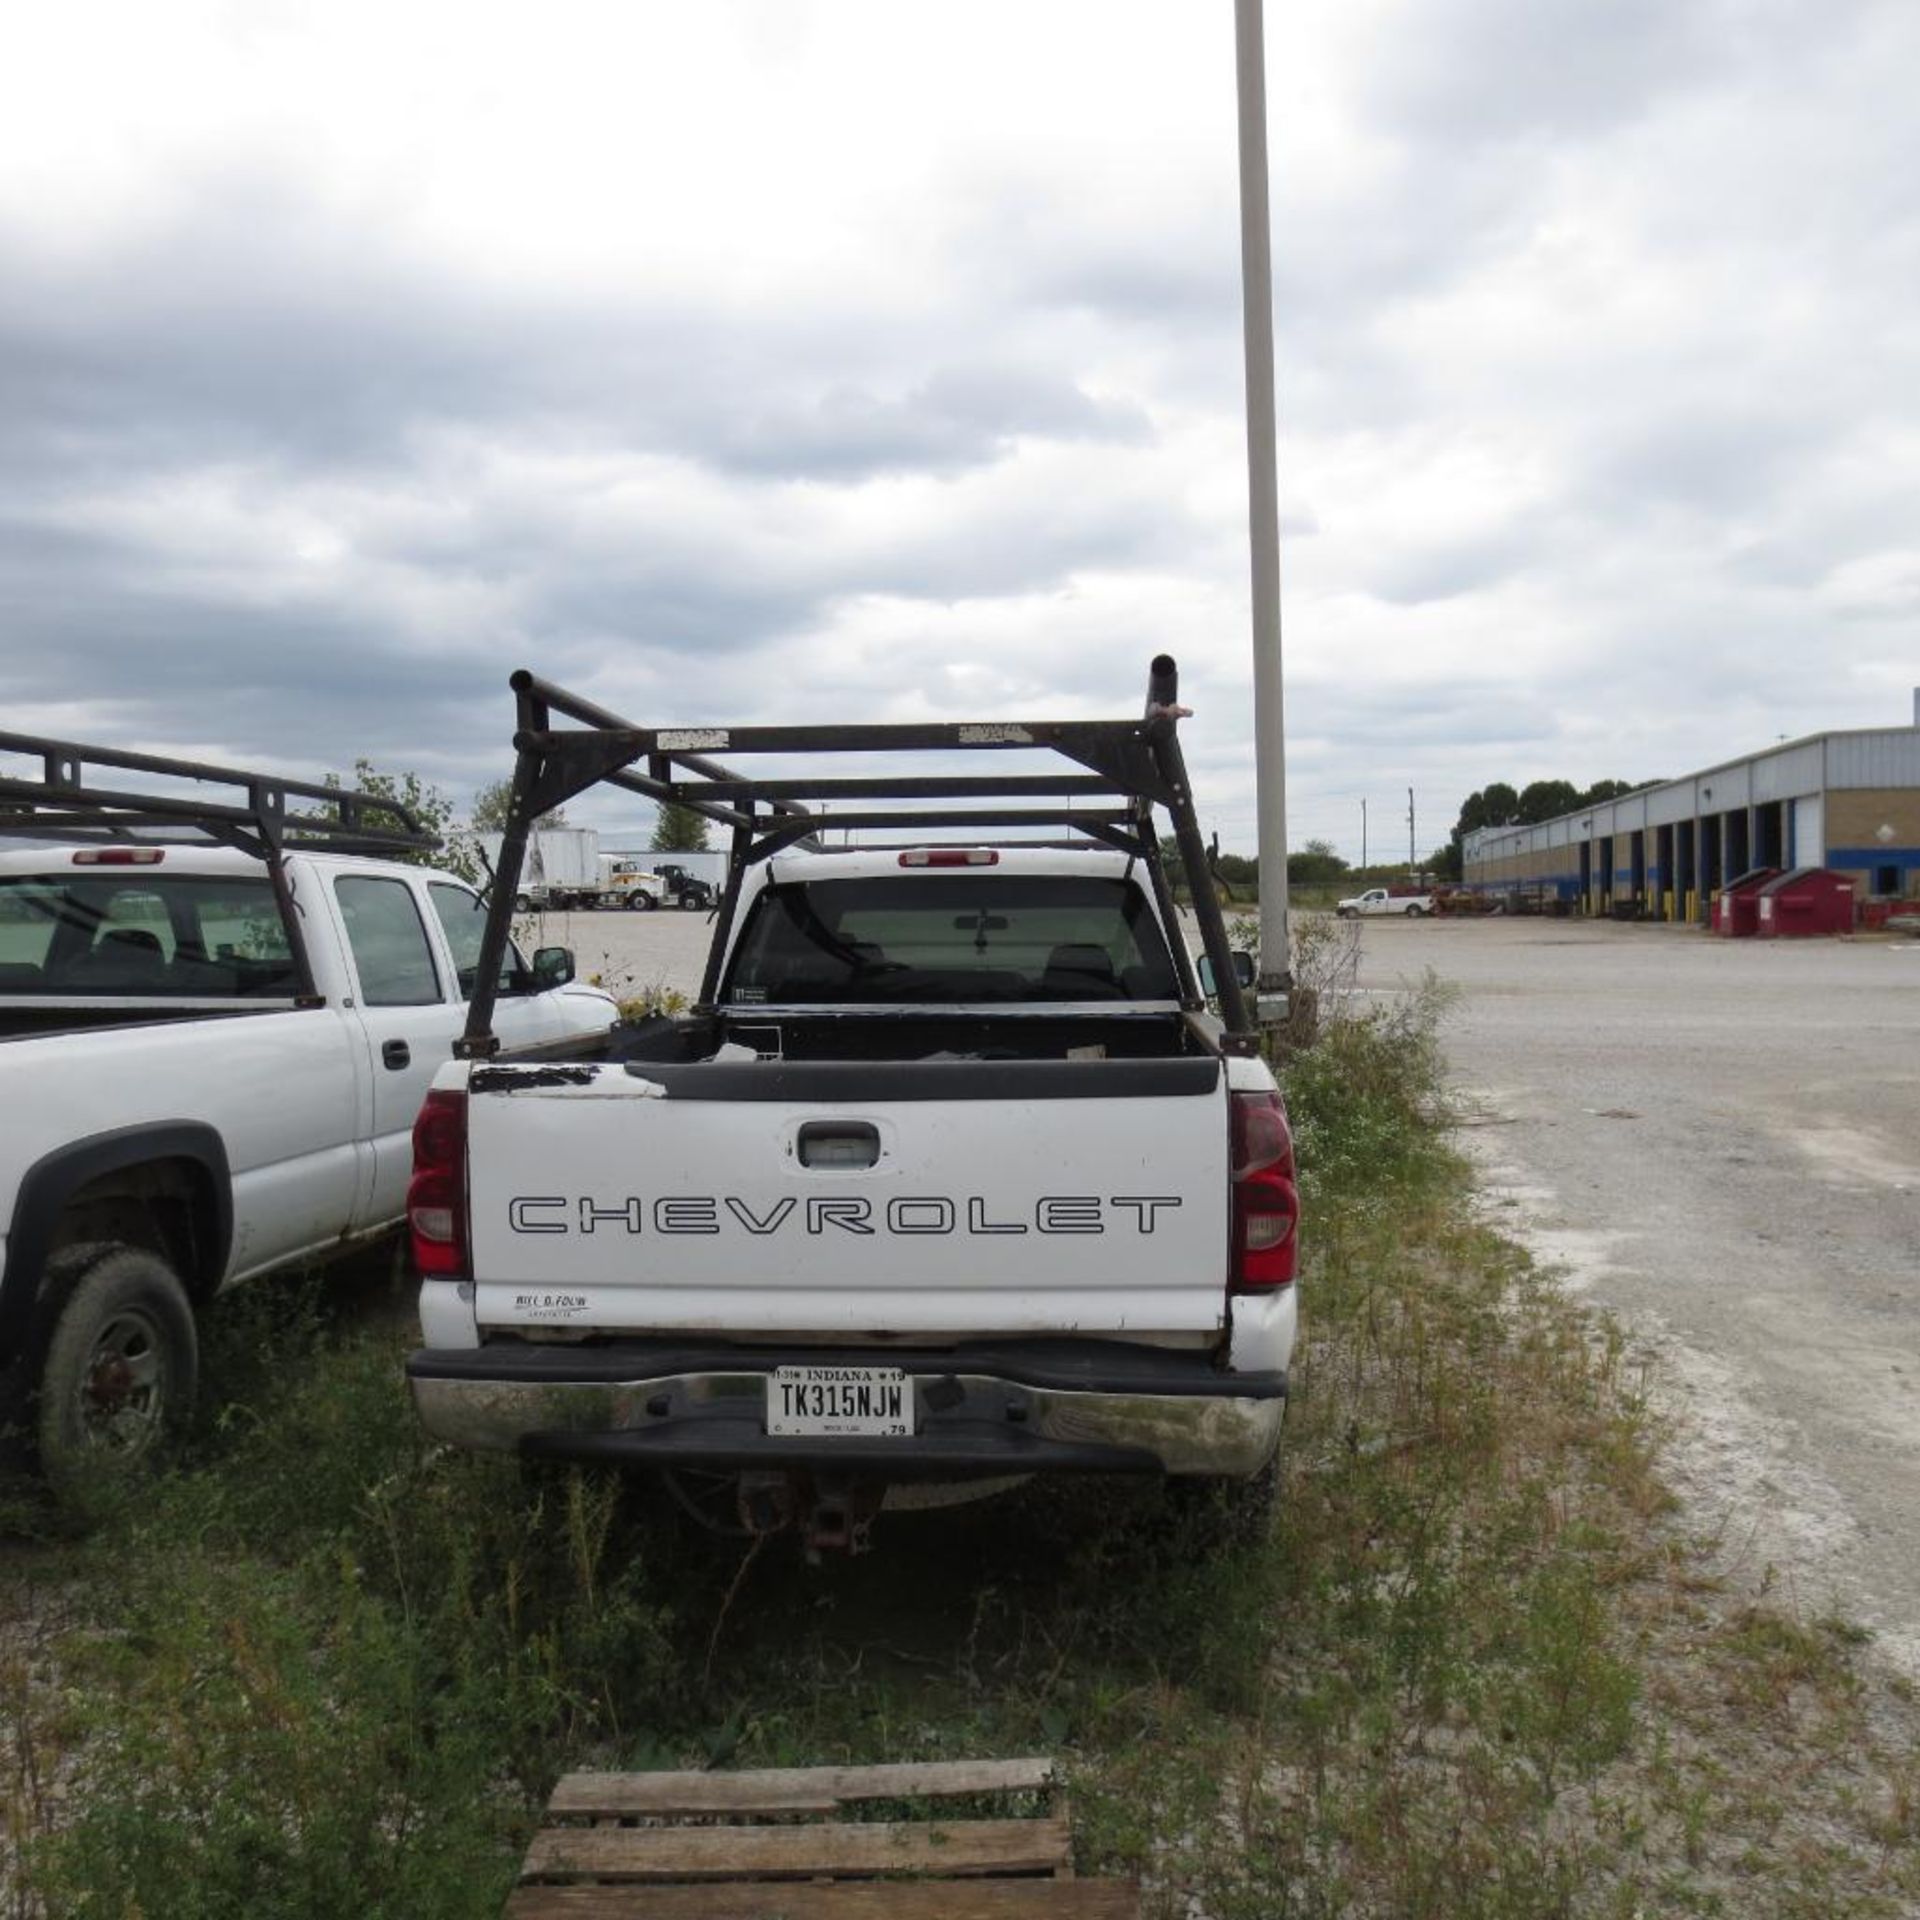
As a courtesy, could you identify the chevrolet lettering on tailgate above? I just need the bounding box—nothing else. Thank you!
[506,1194,1184,1236]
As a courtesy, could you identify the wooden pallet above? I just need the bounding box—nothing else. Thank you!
[505,1756,1138,1918]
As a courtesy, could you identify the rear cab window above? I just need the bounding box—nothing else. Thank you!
[722,874,1180,1006]
[0,872,297,999]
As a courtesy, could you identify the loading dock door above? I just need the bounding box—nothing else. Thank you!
[1726,810,1751,880]
[1792,794,1823,867]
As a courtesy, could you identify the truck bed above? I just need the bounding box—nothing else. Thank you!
[0,1003,297,1042]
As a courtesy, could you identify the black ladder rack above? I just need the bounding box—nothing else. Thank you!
[0,728,439,1002]
[462,653,1254,1053]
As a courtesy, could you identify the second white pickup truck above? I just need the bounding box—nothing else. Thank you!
[0,734,616,1489]
[1336,886,1432,918]
[406,658,1299,1549]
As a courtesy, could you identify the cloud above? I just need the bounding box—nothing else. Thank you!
[0,0,1915,867]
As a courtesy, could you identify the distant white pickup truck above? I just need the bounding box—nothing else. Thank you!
[406,658,1298,1553]
[0,736,615,1489]
[1336,886,1432,918]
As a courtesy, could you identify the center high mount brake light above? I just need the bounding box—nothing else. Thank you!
[898,849,999,867]
[72,848,165,865]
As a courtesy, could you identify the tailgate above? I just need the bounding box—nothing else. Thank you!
[465,1057,1229,1337]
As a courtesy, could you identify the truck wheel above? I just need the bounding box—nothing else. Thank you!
[35,1245,198,1496]
[625,892,646,910]
[1404,903,1426,918]
[639,892,659,911]
[514,893,533,913]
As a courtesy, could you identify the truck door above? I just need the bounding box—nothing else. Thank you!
[333,873,463,1229]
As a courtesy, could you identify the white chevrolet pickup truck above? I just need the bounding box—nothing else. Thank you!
[406,658,1299,1548]
[0,733,615,1488]
[1335,886,1431,918]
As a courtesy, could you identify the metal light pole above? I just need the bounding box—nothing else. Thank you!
[1361,796,1367,871]
[1234,0,1291,1000]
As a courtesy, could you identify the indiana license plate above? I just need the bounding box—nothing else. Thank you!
[766,1366,912,1438]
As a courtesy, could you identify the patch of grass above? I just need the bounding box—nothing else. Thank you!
[5,985,1918,1916]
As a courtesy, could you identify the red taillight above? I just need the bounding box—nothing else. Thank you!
[898,849,998,867]
[1231,1089,1298,1290]
[73,847,164,865]
[407,1089,469,1279]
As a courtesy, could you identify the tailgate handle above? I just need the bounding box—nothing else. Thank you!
[796,1122,881,1170]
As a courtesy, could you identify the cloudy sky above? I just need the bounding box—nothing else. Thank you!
[3,0,1915,861]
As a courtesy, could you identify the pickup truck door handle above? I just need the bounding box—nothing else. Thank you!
[796,1121,881,1169]
[381,1039,412,1071]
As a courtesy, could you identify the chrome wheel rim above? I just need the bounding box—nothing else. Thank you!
[76,1308,168,1453]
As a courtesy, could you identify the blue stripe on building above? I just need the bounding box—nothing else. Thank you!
[1824,846,1920,870]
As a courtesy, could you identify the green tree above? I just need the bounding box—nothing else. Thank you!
[651,802,710,852]
[1213,851,1259,892]
[1580,778,1636,806]
[1287,838,1348,886]
[1449,782,1520,879]
[1478,782,1520,827]
[1517,779,1582,825]
[325,758,481,880]
[469,778,566,833]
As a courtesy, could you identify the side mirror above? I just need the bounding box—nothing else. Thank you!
[530,946,575,990]
[1197,950,1257,996]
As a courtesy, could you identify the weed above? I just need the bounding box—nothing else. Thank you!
[582,960,689,1024]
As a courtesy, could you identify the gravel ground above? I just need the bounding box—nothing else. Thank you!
[1354,914,1920,1677]
[516,900,717,1003]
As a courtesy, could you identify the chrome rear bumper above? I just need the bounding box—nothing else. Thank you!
[407,1339,1286,1479]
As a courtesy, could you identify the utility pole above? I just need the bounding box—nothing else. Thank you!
[1407,788,1416,872]
[1361,796,1367,871]
[1234,0,1290,1001]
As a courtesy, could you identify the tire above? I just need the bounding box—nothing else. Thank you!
[1337,907,1356,919]
[35,1245,198,1496]
[1404,904,1426,918]
[514,893,532,913]
[639,892,659,911]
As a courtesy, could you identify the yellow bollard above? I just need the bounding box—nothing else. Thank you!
[1662,889,1674,922]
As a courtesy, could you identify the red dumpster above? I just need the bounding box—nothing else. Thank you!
[1713,867,1779,937]
[1755,868,1858,937]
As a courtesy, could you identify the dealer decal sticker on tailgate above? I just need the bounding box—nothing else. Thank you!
[514,1291,588,1318]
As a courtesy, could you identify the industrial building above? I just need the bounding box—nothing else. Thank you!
[1462,696,1920,923]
